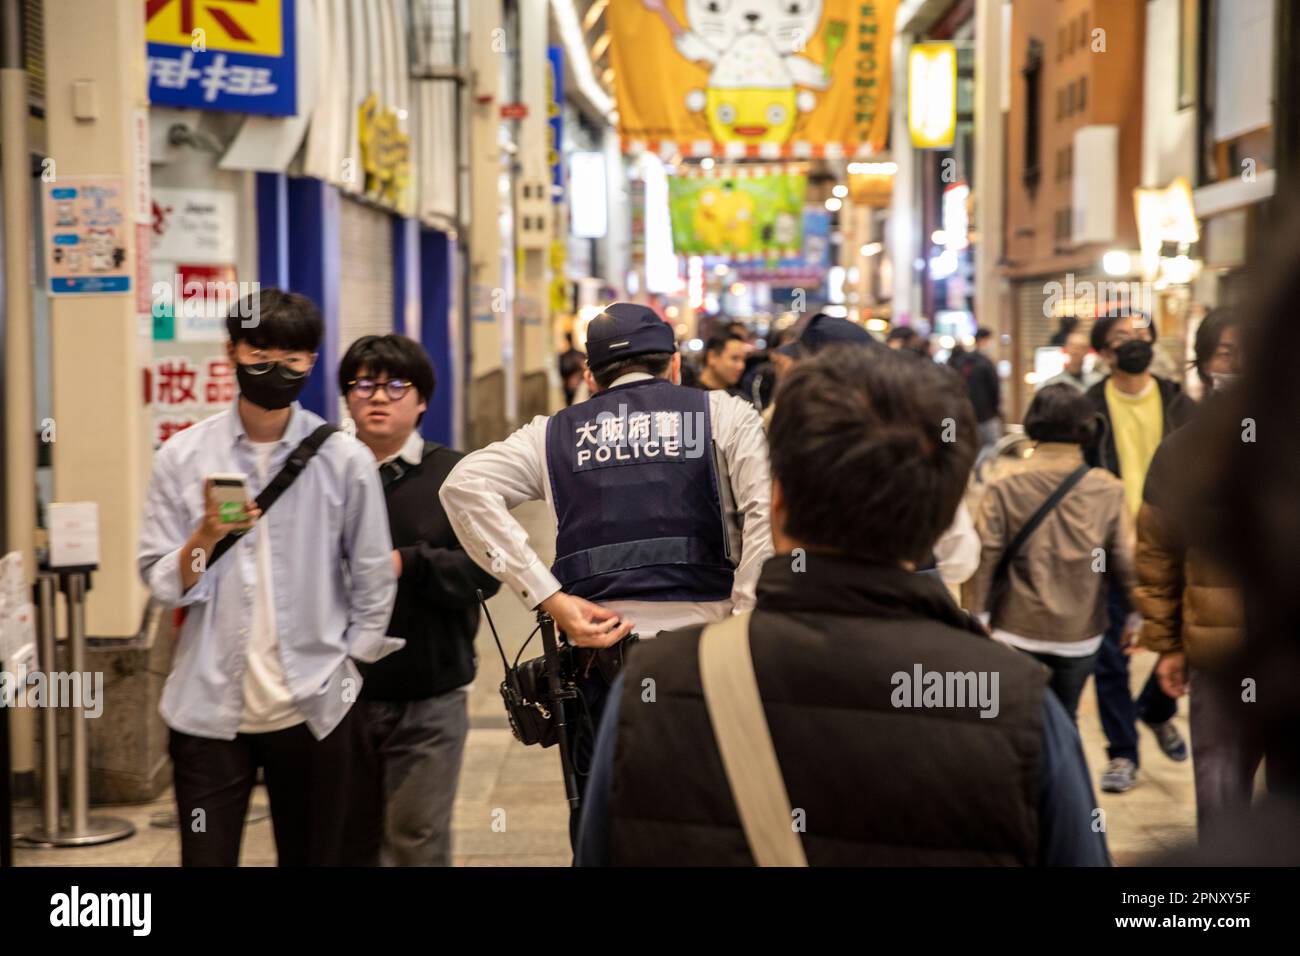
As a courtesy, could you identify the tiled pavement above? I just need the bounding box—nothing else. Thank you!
[12,500,1198,867]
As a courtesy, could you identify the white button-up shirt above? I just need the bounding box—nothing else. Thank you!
[439,373,773,636]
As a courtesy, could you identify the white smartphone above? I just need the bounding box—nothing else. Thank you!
[208,473,252,524]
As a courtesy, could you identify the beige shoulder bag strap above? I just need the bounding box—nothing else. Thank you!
[698,610,809,867]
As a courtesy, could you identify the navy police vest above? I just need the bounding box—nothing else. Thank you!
[545,378,734,603]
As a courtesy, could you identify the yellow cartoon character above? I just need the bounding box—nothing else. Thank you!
[687,33,803,145]
[692,182,755,251]
[645,0,844,146]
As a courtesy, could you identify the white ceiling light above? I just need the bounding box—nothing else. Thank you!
[1102,250,1132,277]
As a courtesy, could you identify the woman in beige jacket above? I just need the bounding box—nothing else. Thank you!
[966,385,1136,722]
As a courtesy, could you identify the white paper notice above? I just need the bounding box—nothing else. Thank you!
[47,501,101,569]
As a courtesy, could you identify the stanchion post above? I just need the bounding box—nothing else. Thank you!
[36,573,59,837]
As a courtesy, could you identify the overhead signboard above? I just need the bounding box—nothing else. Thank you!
[909,42,956,149]
[145,0,297,116]
[610,0,899,159]
[668,163,807,260]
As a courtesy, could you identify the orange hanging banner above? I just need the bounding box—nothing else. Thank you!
[611,0,899,160]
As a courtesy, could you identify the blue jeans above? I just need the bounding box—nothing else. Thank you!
[1094,580,1176,765]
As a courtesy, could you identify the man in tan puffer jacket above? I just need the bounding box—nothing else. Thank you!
[1135,309,1257,838]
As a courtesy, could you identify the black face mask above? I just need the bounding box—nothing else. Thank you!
[236,361,309,410]
[1113,339,1154,375]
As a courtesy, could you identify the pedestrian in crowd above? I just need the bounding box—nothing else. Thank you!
[886,325,919,352]
[1134,309,1255,838]
[1037,330,1101,392]
[767,313,981,587]
[558,331,586,406]
[740,325,796,411]
[339,334,501,866]
[958,327,1003,449]
[966,384,1134,721]
[1156,211,1300,866]
[1049,315,1080,347]
[1084,310,1196,793]
[138,289,398,867]
[439,302,772,838]
[695,331,751,402]
[724,319,752,344]
[574,347,1109,866]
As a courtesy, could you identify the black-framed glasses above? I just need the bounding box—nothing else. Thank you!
[347,378,414,401]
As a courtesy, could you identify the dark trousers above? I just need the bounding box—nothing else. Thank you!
[566,669,613,847]
[1189,668,1265,840]
[352,693,470,867]
[168,705,371,866]
[1094,581,1176,765]
[1027,649,1099,723]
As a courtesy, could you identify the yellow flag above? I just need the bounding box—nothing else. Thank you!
[611,0,898,159]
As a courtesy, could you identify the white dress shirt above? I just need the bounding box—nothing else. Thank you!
[439,372,773,637]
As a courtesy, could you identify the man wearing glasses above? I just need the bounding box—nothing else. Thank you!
[339,335,500,866]
[138,289,398,866]
[1084,310,1197,794]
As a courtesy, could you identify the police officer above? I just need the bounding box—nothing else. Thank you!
[439,303,772,803]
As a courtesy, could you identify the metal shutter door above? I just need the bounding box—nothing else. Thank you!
[338,198,394,420]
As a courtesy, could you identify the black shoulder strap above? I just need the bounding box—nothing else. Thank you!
[991,462,1091,590]
[207,424,338,568]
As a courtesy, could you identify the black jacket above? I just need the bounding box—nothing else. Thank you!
[607,553,1047,865]
[361,442,501,700]
[958,351,1001,423]
[1084,375,1196,479]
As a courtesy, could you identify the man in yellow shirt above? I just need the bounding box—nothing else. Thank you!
[1085,312,1197,793]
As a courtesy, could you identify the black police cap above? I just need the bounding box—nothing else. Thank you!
[584,302,676,370]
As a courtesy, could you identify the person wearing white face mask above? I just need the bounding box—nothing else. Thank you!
[1134,309,1256,839]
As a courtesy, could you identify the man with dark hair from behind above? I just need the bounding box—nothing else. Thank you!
[575,346,1108,866]
[961,327,1003,449]
[339,334,501,865]
[138,289,398,866]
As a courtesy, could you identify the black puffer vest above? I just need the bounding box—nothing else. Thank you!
[609,554,1047,865]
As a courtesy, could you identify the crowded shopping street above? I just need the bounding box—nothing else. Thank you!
[2,0,1299,940]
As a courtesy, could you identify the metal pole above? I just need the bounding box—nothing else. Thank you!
[1,0,37,576]
[66,572,89,833]
[36,573,58,835]
[21,571,134,848]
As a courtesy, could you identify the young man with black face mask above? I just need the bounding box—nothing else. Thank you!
[1084,311,1196,794]
[138,288,398,866]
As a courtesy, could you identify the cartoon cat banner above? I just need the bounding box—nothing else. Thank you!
[612,0,899,159]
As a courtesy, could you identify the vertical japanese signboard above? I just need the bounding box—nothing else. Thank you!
[547,45,564,203]
[147,185,241,447]
[145,0,297,116]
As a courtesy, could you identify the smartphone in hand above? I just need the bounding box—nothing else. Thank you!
[208,473,253,524]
